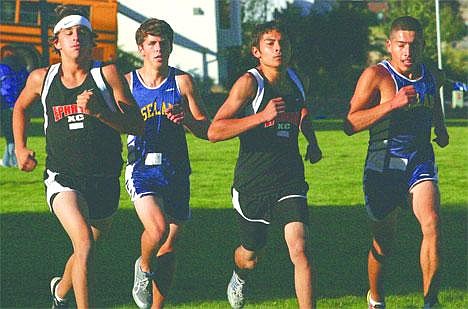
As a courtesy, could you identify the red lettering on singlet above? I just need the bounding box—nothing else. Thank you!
[53,104,79,122]
[264,120,275,127]
[264,111,300,128]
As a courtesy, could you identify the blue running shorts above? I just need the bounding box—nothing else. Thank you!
[364,159,438,221]
[125,164,191,221]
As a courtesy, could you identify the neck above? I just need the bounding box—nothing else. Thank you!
[259,65,287,85]
[59,58,91,88]
[138,65,169,87]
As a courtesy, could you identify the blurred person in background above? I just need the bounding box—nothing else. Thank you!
[0,46,28,167]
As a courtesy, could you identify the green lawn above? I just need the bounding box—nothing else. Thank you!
[1,119,466,308]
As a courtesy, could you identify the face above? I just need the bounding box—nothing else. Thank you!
[138,34,172,67]
[252,30,291,68]
[54,25,93,60]
[386,30,424,74]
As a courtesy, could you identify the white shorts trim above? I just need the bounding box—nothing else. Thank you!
[125,164,158,203]
[277,194,306,203]
[44,169,77,212]
[232,188,270,225]
[409,177,438,193]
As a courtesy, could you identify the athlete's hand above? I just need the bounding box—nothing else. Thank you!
[15,147,37,172]
[76,89,98,115]
[391,85,418,110]
[304,143,322,164]
[261,97,286,122]
[166,105,185,124]
[433,127,449,148]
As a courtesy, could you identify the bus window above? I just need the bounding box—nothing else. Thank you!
[1,0,16,23]
[20,2,39,25]
[0,0,117,68]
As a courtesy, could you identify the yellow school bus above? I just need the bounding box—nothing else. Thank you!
[0,0,117,70]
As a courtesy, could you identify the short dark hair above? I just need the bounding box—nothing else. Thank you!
[390,16,423,38]
[49,5,97,50]
[250,21,288,49]
[135,18,174,47]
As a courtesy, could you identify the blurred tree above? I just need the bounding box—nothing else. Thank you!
[242,0,273,23]
[116,48,142,75]
[224,0,277,87]
[274,2,376,116]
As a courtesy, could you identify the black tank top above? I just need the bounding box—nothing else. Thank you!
[41,64,122,177]
[233,68,308,195]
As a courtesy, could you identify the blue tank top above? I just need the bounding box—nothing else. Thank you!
[365,60,436,172]
[127,67,190,174]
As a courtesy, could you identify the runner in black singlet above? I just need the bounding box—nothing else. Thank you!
[208,21,322,309]
[12,5,143,307]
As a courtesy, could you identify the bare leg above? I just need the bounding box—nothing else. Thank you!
[152,223,181,309]
[284,222,314,309]
[134,196,168,273]
[234,245,258,272]
[411,181,441,305]
[368,211,397,303]
[56,217,113,300]
[52,192,94,308]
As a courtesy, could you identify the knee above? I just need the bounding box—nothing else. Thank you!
[145,224,167,245]
[235,247,258,270]
[371,237,393,258]
[73,236,95,263]
[288,242,309,266]
[158,242,175,256]
[241,258,258,270]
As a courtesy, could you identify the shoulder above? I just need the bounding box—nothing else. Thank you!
[28,67,48,85]
[124,70,134,84]
[229,72,258,99]
[101,63,119,78]
[366,64,388,77]
[174,68,193,85]
[236,72,257,89]
[173,68,196,95]
[16,67,48,95]
[359,64,390,85]
[100,63,125,87]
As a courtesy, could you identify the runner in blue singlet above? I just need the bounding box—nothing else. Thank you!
[125,18,210,309]
[345,16,449,309]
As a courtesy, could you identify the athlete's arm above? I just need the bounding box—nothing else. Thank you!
[344,65,417,135]
[174,73,210,140]
[296,71,322,163]
[208,73,285,142]
[430,68,449,148]
[92,64,144,135]
[13,68,45,172]
[300,108,322,164]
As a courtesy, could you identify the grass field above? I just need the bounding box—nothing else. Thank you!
[1,119,467,308]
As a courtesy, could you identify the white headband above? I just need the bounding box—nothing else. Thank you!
[53,15,92,34]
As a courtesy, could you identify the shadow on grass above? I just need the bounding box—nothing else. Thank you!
[1,204,466,307]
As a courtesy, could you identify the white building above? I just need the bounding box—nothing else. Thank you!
[117,0,241,85]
